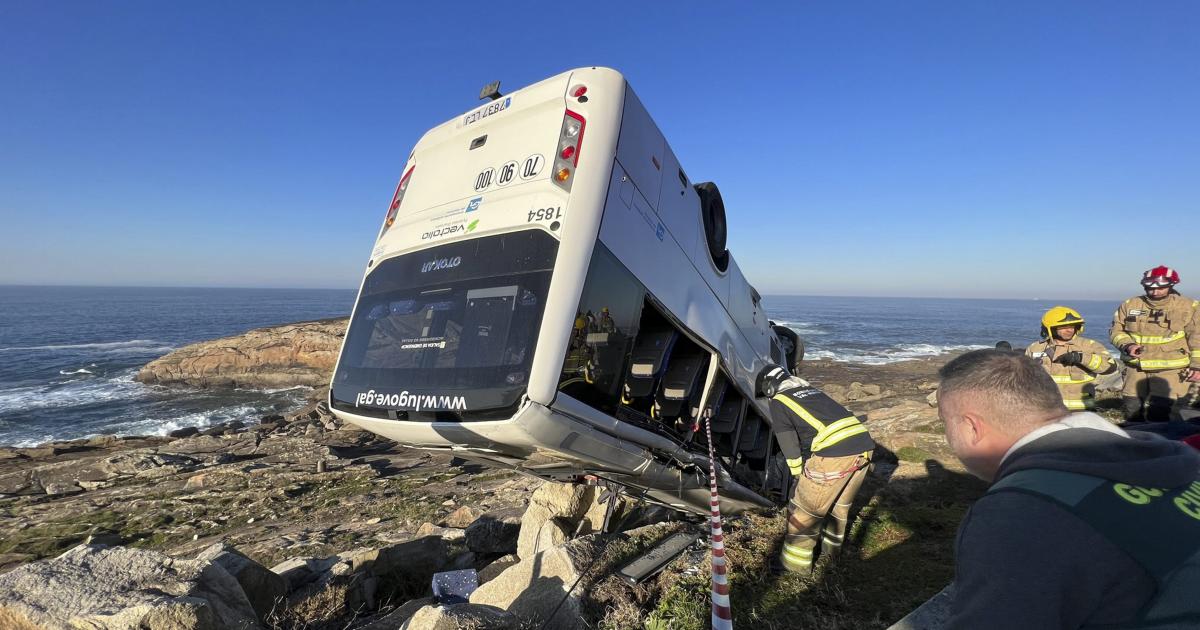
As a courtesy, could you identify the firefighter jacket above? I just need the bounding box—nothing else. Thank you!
[768,385,875,468]
[1109,292,1198,371]
[1025,337,1116,410]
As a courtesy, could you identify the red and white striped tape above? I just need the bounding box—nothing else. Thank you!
[703,411,733,630]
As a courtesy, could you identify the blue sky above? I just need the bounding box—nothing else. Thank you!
[1,2,1196,299]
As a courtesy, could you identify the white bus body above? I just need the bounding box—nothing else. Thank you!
[330,68,795,514]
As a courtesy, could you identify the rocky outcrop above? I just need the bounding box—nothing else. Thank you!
[196,543,287,623]
[465,508,522,555]
[136,318,347,389]
[0,545,260,630]
[406,603,517,630]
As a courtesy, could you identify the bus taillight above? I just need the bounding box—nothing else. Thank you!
[381,165,415,237]
[552,110,585,192]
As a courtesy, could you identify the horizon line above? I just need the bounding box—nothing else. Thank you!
[0,282,1132,302]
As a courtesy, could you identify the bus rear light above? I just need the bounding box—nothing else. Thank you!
[571,84,588,98]
[552,109,585,192]
[381,165,415,235]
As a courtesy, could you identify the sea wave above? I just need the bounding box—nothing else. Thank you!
[0,369,147,414]
[806,343,990,365]
[775,321,828,336]
[133,404,264,437]
[1,403,267,447]
[58,368,95,375]
[235,385,313,395]
[0,340,176,354]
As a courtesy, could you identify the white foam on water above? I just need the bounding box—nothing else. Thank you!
[806,343,990,365]
[0,369,148,414]
[0,339,174,353]
[235,385,313,395]
[775,321,828,336]
[10,435,58,448]
[126,404,264,437]
[58,368,95,375]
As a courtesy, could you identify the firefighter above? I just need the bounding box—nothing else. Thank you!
[1177,313,1200,419]
[1025,306,1117,411]
[756,365,874,574]
[1109,266,1199,421]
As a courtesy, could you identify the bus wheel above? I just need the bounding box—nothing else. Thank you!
[695,182,729,272]
[771,324,805,375]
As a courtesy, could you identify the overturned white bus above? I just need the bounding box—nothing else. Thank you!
[329,68,802,515]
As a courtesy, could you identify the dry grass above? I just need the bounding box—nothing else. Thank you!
[265,584,353,630]
[590,463,987,629]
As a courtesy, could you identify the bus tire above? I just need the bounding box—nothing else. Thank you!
[771,324,805,375]
[695,182,729,271]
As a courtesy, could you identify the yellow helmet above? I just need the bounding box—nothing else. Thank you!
[574,316,587,330]
[1040,306,1085,339]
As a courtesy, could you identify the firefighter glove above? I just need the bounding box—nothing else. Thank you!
[1054,351,1084,366]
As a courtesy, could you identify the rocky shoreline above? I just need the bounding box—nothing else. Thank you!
[0,320,1011,629]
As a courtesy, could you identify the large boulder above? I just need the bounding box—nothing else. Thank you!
[136,318,346,389]
[195,543,287,623]
[465,508,522,555]
[516,483,597,560]
[470,533,611,629]
[0,544,260,629]
[404,603,517,630]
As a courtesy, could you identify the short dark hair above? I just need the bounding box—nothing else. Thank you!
[938,349,1066,428]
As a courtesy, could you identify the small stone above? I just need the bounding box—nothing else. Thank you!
[442,499,456,507]
[246,517,255,524]
[44,482,83,496]
[84,532,123,546]
[183,473,207,490]
[444,506,482,529]
[365,517,383,525]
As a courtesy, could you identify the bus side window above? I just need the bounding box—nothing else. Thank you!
[559,244,645,413]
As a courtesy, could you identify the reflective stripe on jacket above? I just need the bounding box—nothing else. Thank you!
[1026,337,1114,411]
[768,386,875,461]
[1109,294,1198,371]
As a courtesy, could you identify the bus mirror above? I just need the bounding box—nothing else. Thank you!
[479,81,503,101]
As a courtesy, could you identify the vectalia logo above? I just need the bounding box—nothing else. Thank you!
[421,220,480,241]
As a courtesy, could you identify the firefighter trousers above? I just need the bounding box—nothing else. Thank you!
[779,452,871,574]
[1121,367,1191,421]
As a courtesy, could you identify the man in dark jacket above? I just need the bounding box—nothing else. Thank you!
[937,349,1200,629]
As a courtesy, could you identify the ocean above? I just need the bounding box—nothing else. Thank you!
[0,287,1124,447]
[0,286,356,447]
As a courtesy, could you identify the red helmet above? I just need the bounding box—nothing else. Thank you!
[1141,266,1180,288]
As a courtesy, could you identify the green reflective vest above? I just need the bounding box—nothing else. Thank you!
[989,468,1200,629]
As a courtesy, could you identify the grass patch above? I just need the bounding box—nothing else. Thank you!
[895,447,933,463]
[597,467,986,629]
